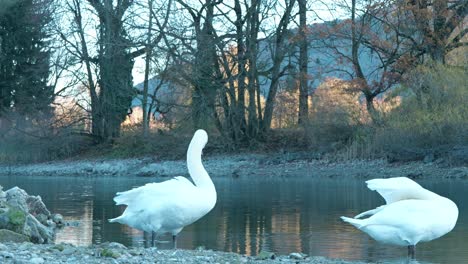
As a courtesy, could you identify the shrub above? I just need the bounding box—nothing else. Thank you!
[357,62,468,161]
[0,131,92,163]
[306,78,364,150]
[7,208,26,232]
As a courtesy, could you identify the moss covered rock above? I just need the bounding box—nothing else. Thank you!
[0,229,30,243]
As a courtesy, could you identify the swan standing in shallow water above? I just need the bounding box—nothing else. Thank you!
[341,177,458,258]
[109,129,217,248]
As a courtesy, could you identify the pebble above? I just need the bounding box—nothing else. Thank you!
[29,257,45,264]
[289,252,307,260]
[1,251,14,258]
[62,247,76,255]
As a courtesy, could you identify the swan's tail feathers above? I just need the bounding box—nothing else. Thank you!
[341,216,365,229]
[113,189,139,205]
[355,205,385,219]
[113,194,128,206]
[108,216,123,223]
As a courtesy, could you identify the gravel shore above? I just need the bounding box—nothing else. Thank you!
[0,242,369,264]
[0,153,466,180]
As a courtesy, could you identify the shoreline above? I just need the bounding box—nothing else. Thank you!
[0,241,371,264]
[0,153,466,180]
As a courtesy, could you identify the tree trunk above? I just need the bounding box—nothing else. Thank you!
[142,0,154,137]
[431,0,448,63]
[70,0,103,141]
[261,0,296,132]
[234,0,247,141]
[297,0,309,125]
[191,1,219,129]
[88,0,136,141]
[351,0,378,123]
[246,0,260,138]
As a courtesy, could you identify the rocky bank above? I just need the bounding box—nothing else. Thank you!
[0,242,369,264]
[0,153,467,180]
[0,185,62,244]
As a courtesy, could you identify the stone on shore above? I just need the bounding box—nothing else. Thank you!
[0,229,29,243]
[0,185,60,244]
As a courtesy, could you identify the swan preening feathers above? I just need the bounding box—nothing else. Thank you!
[341,177,458,258]
[109,129,217,248]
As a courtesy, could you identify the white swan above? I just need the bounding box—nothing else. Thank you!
[109,129,217,248]
[341,177,458,258]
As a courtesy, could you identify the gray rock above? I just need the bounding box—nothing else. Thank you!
[255,251,275,260]
[26,195,51,218]
[17,243,32,251]
[0,211,10,229]
[46,219,56,228]
[449,146,468,166]
[0,251,14,258]
[35,214,48,225]
[0,243,7,250]
[0,229,29,243]
[29,257,45,264]
[13,260,29,264]
[107,242,127,249]
[289,252,307,260]
[61,247,76,255]
[52,214,64,226]
[24,215,54,243]
[0,189,6,200]
[0,186,57,244]
[5,187,29,212]
[423,153,435,163]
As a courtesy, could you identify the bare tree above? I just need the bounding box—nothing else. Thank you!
[139,0,172,136]
[60,0,101,138]
[314,0,417,122]
[407,0,467,63]
[141,0,155,137]
[297,0,309,125]
[261,0,297,132]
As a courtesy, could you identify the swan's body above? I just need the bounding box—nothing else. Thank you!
[341,177,458,258]
[109,130,216,247]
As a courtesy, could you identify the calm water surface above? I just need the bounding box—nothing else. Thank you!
[0,174,467,263]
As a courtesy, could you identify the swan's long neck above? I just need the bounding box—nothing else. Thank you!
[187,140,215,191]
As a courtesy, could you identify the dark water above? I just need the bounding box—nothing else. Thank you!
[0,174,467,263]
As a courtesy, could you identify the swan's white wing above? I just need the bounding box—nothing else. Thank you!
[357,199,456,245]
[110,176,214,232]
[113,176,193,206]
[366,177,425,204]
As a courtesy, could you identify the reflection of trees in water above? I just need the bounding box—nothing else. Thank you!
[48,181,95,246]
[91,184,145,247]
[201,179,374,257]
[55,200,93,246]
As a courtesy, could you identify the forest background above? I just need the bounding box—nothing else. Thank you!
[0,0,466,164]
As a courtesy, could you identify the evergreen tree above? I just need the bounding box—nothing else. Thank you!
[0,0,53,118]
